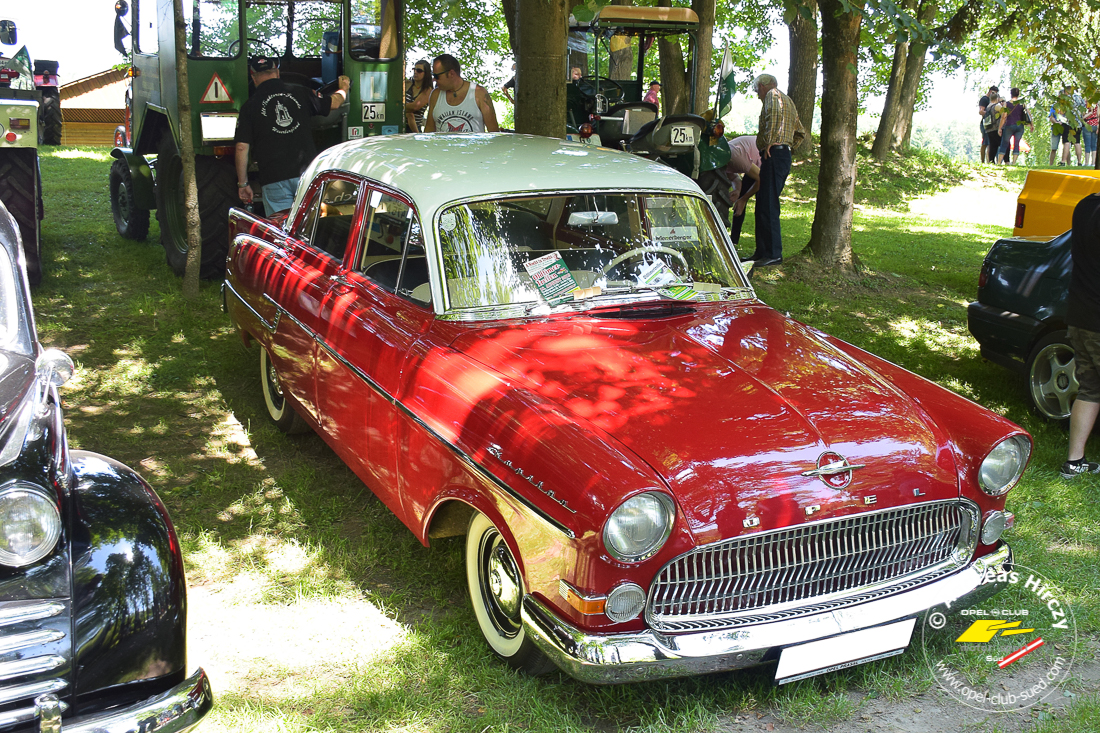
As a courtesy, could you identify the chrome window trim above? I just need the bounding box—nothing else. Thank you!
[223,279,280,335]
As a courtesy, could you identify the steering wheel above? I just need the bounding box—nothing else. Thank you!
[229,37,280,58]
[577,75,624,103]
[600,246,690,281]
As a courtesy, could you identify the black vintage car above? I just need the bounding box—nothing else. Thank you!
[967,230,1075,421]
[0,202,211,732]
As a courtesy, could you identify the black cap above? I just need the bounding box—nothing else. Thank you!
[248,55,277,73]
[649,80,661,87]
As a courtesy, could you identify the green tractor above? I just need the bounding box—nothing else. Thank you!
[0,19,46,286]
[566,6,733,223]
[109,0,405,278]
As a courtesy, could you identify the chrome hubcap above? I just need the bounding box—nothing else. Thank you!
[488,545,520,618]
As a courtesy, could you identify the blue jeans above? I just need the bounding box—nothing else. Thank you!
[753,145,792,260]
[998,124,1024,158]
[1085,124,1098,154]
[262,177,300,214]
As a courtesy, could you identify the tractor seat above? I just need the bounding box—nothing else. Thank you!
[596,102,658,149]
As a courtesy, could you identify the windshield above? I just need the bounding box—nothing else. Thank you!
[246,0,342,58]
[0,244,27,355]
[437,192,747,313]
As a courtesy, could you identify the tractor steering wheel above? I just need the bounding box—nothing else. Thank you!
[229,37,280,58]
[577,75,625,103]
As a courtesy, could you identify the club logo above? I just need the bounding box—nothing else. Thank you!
[920,564,1076,712]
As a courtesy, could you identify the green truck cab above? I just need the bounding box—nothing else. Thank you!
[110,0,405,278]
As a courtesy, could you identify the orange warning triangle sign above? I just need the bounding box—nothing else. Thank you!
[201,73,233,103]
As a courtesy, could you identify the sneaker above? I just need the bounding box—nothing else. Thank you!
[1060,458,1100,478]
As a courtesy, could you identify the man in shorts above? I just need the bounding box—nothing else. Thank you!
[1062,192,1100,478]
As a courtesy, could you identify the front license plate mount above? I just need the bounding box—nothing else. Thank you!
[774,617,916,685]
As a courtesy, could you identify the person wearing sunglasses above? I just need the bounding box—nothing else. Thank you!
[424,54,499,133]
[405,59,433,132]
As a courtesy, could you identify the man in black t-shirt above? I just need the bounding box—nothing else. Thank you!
[234,56,351,213]
[1062,193,1100,478]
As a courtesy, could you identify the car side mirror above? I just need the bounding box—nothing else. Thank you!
[34,349,74,415]
[0,20,16,46]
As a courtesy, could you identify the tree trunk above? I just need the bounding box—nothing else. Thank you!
[656,0,689,114]
[173,0,202,298]
[891,2,936,149]
[691,0,715,115]
[786,0,818,154]
[807,0,861,268]
[871,39,908,159]
[501,0,518,55]
[515,0,568,136]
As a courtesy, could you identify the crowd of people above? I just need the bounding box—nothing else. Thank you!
[979,84,1098,167]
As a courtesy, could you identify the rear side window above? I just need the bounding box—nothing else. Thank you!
[245,0,342,58]
[295,178,361,260]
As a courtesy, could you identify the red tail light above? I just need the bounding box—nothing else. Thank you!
[579,123,593,139]
[712,122,724,138]
[978,262,989,289]
[1015,203,1025,229]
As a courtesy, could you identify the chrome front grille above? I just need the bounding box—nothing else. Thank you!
[648,500,976,632]
[0,600,71,728]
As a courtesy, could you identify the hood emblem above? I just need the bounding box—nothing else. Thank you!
[802,451,865,489]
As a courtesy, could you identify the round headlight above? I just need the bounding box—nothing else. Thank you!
[603,492,675,562]
[978,435,1031,496]
[0,484,62,567]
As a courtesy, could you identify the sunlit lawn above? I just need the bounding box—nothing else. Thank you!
[31,145,1099,732]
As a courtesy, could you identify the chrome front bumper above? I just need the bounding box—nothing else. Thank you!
[33,668,212,733]
[523,544,1012,684]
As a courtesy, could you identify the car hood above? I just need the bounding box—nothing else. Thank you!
[449,302,960,542]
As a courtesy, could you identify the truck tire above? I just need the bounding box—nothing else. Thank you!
[38,95,63,146]
[109,159,150,241]
[0,149,42,287]
[154,136,236,279]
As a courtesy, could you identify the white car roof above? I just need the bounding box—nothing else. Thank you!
[292,133,704,218]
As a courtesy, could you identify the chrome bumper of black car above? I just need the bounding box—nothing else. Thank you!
[25,668,212,733]
[522,544,1012,684]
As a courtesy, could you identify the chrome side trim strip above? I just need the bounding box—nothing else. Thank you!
[0,629,65,654]
[0,655,65,681]
[223,278,280,334]
[0,678,67,706]
[0,698,68,728]
[0,601,64,626]
[259,301,575,539]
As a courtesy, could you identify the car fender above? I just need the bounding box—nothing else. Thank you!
[68,450,187,698]
[108,148,156,210]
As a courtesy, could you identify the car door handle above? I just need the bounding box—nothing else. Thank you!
[329,274,353,290]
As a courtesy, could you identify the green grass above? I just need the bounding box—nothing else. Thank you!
[32,146,1099,733]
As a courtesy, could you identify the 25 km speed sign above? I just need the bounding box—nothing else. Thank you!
[362,103,386,122]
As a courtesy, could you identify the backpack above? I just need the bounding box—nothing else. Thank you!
[982,108,998,133]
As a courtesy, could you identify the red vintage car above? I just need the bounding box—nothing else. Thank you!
[223,134,1030,684]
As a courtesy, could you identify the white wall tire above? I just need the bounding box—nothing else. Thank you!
[465,512,555,674]
[260,347,310,434]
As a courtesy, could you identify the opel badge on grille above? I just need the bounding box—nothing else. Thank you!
[801,451,865,489]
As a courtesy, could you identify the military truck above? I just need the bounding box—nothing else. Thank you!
[109,0,405,279]
[0,19,45,286]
